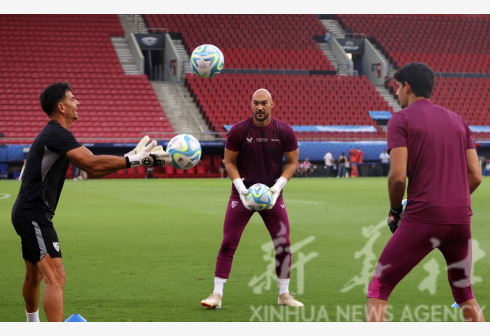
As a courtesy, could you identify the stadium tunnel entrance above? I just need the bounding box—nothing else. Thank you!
[134,33,167,81]
[142,49,165,81]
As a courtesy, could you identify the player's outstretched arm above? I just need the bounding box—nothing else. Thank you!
[387,147,407,233]
[466,149,482,195]
[267,149,299,210]
[67,138,171,178]
[66,146,127,178]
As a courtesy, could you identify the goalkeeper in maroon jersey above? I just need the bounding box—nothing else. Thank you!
[200,89,302,309]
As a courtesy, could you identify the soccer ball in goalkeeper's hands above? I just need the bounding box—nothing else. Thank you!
[166,134,202,170]
[247,183,272,211]
[190,44,225,78]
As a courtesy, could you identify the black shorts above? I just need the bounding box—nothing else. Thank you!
[13,221,62,265]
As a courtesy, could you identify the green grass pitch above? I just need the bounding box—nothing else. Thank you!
[1,177,489,322]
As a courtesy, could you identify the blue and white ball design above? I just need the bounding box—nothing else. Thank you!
[190,44,225,78]
[246,183,272,211]
[166,134,202,170]
[402,199,407,216]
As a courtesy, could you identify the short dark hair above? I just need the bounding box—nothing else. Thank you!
[394,62,434,99]
[39,81,72,116]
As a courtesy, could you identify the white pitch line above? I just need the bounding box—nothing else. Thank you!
[0,193,11,200]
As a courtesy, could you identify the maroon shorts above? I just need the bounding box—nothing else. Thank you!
[215,197,291,279]
[368,220,474,304]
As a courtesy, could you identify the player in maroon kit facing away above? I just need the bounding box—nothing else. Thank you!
[201,89,301,309]
[365,63,484,322]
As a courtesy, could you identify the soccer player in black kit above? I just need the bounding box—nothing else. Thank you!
[11,82,171,322]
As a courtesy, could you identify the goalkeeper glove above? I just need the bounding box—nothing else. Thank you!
[125,140,171,168]
[125,135,150,157]
[150,145,172,167]
[266,176,288,210]
[233,178,252,211]
[387,205,404,234]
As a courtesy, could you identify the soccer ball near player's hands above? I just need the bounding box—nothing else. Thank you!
[190,44,225,78]
[401,199,407,219]
[166,134,202,170]
[246,183,272,211]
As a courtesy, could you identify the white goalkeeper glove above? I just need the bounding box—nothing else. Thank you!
[233,178,252,211]
[150,145,173,167]
[125,140,171,168]
[125,135,150,157]
[266,177,288,210]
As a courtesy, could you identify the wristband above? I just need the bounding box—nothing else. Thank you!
[233,178,246,193]
[127,154,141,168]
[272,176,288,192]
[389,205,404,221]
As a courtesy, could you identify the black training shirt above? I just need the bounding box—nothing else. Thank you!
[12,121,82,225]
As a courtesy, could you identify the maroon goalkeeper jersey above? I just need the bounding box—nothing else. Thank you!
[225,117,298,198]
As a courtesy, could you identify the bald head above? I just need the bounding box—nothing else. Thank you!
[252,88,272,102]
[251,88,274,126]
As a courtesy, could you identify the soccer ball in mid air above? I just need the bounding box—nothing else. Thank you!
[190,44,224,78]
[166,134,202,170]
[246,183,272,211]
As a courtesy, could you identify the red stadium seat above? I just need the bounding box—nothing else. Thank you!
[213,154,223,172]
[336,14,490,73]
[202,155,212,172]
[165,165,175,176]
[196,160,206,175]
[186,166,196,175]
[1,14,173,144]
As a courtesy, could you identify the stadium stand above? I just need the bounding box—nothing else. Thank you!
[142,14,395,140]
[144,14,334,72]
[0,14,174,144]
[336,14,490,73]
[186,73,390,139]
[3,14,489,180]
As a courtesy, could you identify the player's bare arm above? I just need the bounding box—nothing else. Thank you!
[66,146,127,178]
[282,149,299,181]
[67,137,170,178]
[386,147,407,233]
[224,148,240,181]
[466,149,482,194]
[266,149,299,210]
[224,147,251,210]
[387,147,407,208]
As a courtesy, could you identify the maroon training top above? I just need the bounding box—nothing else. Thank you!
[226,117,298,198]
[388,99,476,225]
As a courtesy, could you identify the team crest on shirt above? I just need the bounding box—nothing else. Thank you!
[247,137,253,143]
[232,201,238,208]
[53,242,60,252]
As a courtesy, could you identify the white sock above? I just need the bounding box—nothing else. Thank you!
[278,278,290,296]
[26,310,40,322]
[213,277,227,297]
